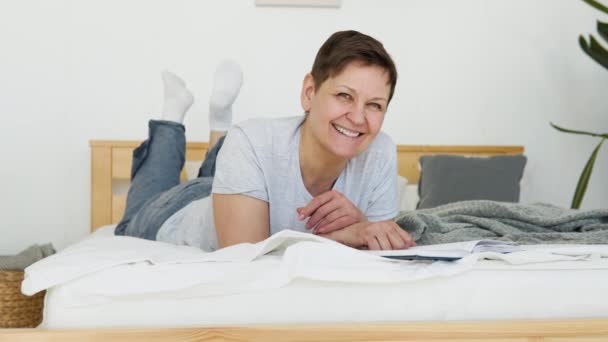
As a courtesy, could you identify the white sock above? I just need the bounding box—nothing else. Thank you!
[209,60,243,132]
[161,70,194,124]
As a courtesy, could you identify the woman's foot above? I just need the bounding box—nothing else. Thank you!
[209,60,243,132]
[161,70,194,124]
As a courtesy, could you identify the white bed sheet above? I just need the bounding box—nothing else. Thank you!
[37,225,608,328]
[43,264,608,328]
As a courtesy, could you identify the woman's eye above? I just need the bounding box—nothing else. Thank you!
[368,103,382,111]
[337,93,352,100]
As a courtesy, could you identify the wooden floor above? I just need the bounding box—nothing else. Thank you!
[2,319,608,342]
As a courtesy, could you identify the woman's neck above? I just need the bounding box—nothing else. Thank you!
[299,120,348,197]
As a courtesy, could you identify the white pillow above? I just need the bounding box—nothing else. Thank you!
[403,184,419,211]
[397,176,419,212]
[397,176,408,210]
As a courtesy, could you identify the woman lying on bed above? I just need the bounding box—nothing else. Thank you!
[114,30,415,251]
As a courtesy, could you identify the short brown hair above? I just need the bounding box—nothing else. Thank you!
[310,30,398,103]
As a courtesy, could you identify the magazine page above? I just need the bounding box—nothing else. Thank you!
[367,240,520,261]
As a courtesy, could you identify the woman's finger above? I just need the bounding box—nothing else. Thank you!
[387,229,408,250]
[306,199,341,229]
[374,232,392,250]
[367,235,381,250]
[397,227,416,247]
[315,208,347,230]
[315,215,357,234]
[298,191,335,220]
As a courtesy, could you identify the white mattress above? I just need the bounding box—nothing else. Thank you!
[34,226,608,328]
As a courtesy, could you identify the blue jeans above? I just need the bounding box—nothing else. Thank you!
[114,120,225,240]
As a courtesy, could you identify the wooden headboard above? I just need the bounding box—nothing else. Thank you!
[90,140,524,231]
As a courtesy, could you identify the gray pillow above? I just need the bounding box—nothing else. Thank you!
[417,154,527,209]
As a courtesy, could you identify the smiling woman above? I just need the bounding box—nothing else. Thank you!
[113,30,413,253]
[214,30,411,251]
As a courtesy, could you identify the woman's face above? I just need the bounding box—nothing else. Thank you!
[301,62,391,159]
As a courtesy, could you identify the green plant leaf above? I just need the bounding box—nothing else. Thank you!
[571,138,605,209]
[588,35,608,69]
[580,34,590,50]
[590,34,608,55]
[579,35,608,70]
[550,122,608,139]
[598,21,608,42]
[581,0,608,15]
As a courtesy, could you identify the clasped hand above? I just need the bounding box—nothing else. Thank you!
[297,190,415,250]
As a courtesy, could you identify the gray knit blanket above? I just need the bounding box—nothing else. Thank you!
[395,200,608,245]
[0,244,55,271]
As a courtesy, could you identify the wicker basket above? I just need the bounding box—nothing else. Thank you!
[0,270,45,328]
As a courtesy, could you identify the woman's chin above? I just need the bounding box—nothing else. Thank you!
[328,143,364,159]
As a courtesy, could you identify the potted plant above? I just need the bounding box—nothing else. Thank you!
[551,0,608,209]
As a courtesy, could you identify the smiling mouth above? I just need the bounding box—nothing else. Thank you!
[332,123,362,138]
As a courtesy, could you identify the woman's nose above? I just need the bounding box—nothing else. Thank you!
[346,104,366,125]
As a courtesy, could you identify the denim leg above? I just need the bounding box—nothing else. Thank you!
[198,135,226,178]
[125,176,214,240]
[115,120,186,236]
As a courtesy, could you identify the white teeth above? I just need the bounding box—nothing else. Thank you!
[333,124,361,138]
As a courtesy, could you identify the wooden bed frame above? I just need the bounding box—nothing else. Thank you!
[4,141,608,341]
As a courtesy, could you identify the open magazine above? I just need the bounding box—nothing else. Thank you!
[366,240,522,261]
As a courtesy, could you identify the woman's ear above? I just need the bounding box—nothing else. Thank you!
[300,74,315,113]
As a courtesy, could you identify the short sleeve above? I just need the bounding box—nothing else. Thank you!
[211,127,268,202]
[365,147,399,221]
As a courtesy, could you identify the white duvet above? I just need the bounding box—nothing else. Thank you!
[24,226,608,328]
[23,226,608,303]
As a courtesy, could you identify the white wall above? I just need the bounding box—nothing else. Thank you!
[0,0,606,254]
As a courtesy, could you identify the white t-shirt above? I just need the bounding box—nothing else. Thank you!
[157,115,398,251]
